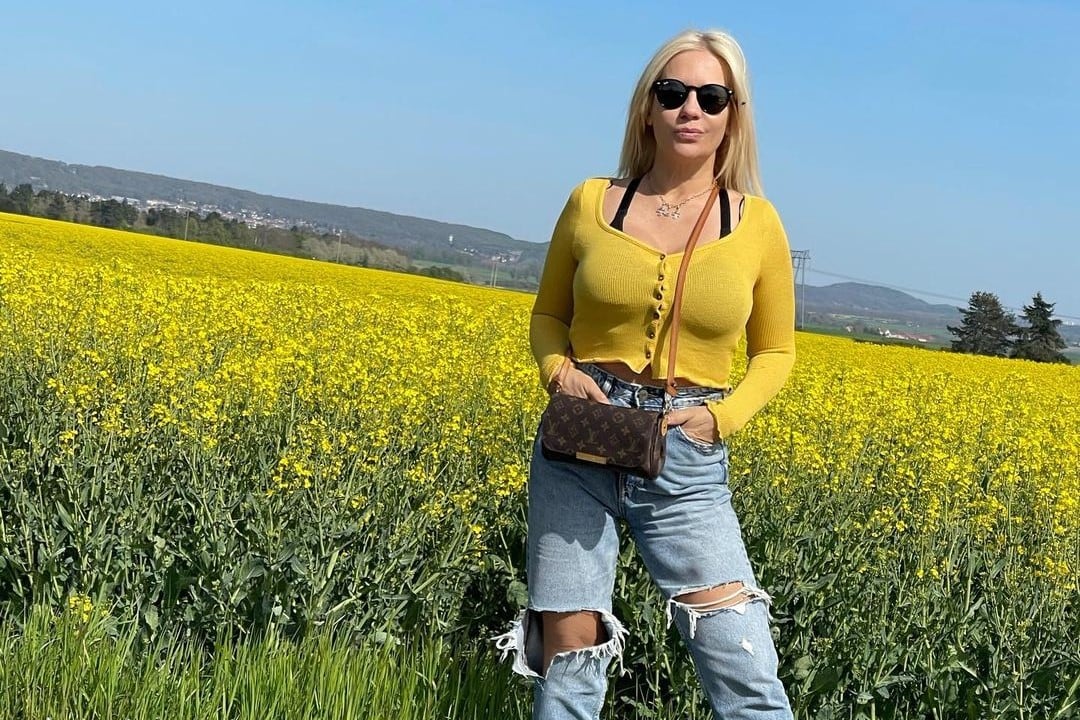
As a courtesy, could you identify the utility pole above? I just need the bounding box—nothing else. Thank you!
[790,250,810,330]
[183,209,191,241]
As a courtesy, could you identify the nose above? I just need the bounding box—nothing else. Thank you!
[679,89,703,118]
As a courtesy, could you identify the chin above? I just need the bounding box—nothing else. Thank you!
[662,144,719,164]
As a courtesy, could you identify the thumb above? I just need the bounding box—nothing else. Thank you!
[585,380,611,404]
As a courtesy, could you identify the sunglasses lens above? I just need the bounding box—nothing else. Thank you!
[653,80,688,110]
[697,85,731,115]
[653,80,732,114]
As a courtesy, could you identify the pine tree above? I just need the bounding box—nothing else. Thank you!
[948,291,1017,357]
[45,193,69,221]
[9,184,34,216]
[1011,292,1068,363]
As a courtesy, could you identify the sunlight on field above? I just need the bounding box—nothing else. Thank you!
[2,212,1078,716]
[4,211,1076,566]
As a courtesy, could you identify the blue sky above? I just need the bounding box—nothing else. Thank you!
[3,1,1078,317]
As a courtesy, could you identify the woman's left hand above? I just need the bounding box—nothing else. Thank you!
[666,406,718,444]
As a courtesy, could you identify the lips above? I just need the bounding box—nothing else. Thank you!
[673,128,704,141]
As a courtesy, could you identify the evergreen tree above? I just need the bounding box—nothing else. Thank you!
[45,193,69,220]
[1011,292,1068,363]
[9,184,34,215]
[948,291,1017,357]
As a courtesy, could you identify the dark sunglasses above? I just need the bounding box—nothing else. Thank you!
[652,78,735,115]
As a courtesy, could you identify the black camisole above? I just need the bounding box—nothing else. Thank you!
[610,177,737,237]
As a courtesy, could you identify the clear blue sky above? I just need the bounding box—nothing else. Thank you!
[3,1,1078,317]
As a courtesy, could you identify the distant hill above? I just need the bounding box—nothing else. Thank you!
[795,281,960,345]
[800,281,1080,352]
[0,148,548,273]
[801,282,961,323]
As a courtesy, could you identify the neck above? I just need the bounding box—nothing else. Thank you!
[644,155,716,198]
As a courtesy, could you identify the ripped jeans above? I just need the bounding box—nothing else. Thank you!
[494,363,793,719]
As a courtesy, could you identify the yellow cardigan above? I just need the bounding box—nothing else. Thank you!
[530,177,796,439]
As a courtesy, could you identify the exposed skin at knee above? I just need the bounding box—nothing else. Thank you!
[674,581,748,610]
[540,610,608,674]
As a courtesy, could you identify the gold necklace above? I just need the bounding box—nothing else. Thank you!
[649,179,715,220]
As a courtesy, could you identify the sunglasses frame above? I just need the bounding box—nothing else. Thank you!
[651,78,739,115]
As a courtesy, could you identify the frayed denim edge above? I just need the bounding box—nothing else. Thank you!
[665,584,772,640]
[492,608,629,679]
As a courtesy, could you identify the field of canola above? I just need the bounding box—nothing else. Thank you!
[1,212,1077,718]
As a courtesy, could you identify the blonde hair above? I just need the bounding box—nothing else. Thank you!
[618,29,763,196]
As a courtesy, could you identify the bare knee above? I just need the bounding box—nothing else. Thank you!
[540,610,608,673]
[674,581,753,611]
[668,581,772,639]
[492,608,628,680]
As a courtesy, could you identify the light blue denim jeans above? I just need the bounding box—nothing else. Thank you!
[494,363,793,720]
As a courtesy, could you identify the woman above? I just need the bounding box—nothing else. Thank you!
[495,29,796,719]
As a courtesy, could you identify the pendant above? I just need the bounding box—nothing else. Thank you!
[656,200,680,219]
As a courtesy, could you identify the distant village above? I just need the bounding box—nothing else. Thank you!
[84,193,343,236]
[83,194,526,268]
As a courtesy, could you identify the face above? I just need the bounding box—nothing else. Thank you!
[647,49,733,165]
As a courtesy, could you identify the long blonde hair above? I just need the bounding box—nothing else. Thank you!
[618,29,763,196]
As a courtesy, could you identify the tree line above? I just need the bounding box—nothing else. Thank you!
[949,291,1070,363]
[0,183,468,283]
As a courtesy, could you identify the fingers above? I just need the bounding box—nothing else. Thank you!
[667,407,707,425]
[669,407,718,443]
[558,369,610,404]
[585,380,610,404]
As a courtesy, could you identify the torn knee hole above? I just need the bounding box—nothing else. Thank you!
[666,582,772,639]
[540,610,609,650]
[674,581,755,611]
[492,608,630,679]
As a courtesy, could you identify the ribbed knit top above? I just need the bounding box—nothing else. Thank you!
[530,177,796,439]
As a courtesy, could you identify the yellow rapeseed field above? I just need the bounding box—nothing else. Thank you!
[3,211,1076,557]
[1,211,1078,715]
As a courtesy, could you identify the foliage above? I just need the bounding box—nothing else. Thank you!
[948,290,1018,357]
[1,214,1078,718]
[0,605,529,719]
[1012,292,1069,364]
[414,264,467,282]
[0,184,411,271]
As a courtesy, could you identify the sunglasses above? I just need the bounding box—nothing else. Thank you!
[652,78,735,115]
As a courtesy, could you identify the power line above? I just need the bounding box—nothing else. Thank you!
[804,267,1080,322]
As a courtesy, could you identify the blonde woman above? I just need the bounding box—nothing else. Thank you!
[495,29,796,719]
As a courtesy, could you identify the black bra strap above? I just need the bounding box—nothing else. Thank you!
[719,189,731,238]
[610,176,642,231]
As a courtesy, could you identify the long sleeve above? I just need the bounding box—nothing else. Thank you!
[706,201,796,438]
[530,183,583,388]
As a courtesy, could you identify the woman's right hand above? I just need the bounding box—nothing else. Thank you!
[551,367,611,404]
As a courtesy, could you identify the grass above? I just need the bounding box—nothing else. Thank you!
[0,607,530,720]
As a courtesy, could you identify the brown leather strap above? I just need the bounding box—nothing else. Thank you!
[666,184,720,397]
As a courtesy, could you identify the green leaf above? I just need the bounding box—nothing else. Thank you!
[506,580,528,609]
[143,604,160,633]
